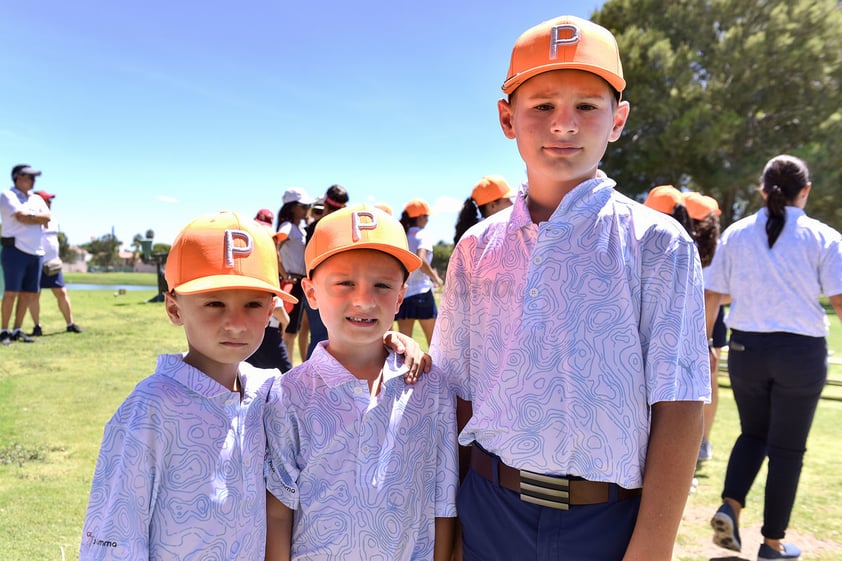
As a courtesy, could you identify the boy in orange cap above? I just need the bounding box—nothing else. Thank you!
[684,191,726,465]
[265,204,458,561]
[431,15,709,560]
[643,184,694,233]
[80,211,297,561]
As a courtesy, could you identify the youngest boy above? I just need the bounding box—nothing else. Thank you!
[265,204,458,561]
[80,211,297,560]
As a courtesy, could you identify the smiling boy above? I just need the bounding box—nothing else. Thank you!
[265,204,458,561]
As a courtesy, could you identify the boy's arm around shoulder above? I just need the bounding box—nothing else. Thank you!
[266,490,293,561]
[622,400,703,561]
[383,330,431,383]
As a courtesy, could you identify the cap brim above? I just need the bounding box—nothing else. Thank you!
[307,244,422,276]
[173,275,298,304]
[502,63,626,95]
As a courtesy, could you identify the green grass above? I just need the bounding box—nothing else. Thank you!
[64,271,159,286]
[0,283,840,560]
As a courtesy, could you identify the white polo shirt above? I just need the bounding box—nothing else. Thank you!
[277,220,306,276]
[265,344,458,560]
[706,207,842,337]
[0,187,49,255]
[405,225,435,297]
[431,177,710,489]
[80,354,275,561]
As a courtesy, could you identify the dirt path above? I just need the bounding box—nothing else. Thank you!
[674,499,841,560]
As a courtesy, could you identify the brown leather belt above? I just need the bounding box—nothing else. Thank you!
[470,445,641,510]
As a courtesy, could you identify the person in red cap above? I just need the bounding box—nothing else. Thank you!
[431,15,708,561]
[1,164,51,344]
[27,190,83,336]
[254,208,275,227]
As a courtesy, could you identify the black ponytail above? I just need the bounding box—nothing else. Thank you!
[453,198,481,245]
[761,155,810,249]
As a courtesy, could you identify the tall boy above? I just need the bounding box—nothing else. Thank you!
[431,15,710,561]
[80,211,297,560]
[265,204,458,561]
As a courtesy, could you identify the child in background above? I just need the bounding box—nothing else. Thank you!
[453,175,514,245]
[247,207,294,372]
[396,199,443,346]
[275,187,314,362]
[265,204,458,561]
[80,211,297,560]
[684,191,725,463]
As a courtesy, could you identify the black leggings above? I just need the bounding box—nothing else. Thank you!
[723,330,826,539]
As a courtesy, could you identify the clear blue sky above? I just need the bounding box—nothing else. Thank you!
[3,0,600,248]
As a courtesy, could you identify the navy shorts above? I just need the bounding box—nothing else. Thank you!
[1,246,42,293]
[283,279,307,335]
[40,268,67,289]
[395,289,437,320]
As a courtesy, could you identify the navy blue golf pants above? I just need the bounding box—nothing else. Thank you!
[458,468,640,560]
[723,330,827,540]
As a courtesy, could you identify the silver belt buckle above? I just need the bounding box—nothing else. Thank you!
[519,470,570,510]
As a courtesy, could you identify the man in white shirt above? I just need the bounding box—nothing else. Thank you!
[0,164,51,344]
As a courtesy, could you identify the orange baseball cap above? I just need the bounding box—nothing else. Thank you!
[502,15,625,95]
[403,199,431,219]
[683,192,722,220]
[644,185,684,215]
[471,175,514,207]
[373,202,393,215]
[304,204,422,276]
[165,210,297,303]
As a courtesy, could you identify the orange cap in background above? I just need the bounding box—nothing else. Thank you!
[644,185,684,215]
[683,192,722,220]
[165,211,297,303]
[502,15,625,95]
[471,175,514,207]
[403,199,431,219]
[373,202,393,215]
[305,204,422,276]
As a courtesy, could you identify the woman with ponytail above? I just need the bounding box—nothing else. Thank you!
[705,155,842,561]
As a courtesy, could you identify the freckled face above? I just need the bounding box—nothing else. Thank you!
[498,70,629,193]
[166,289,274,376]
[303,249,406,354]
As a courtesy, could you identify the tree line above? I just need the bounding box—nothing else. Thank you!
[597,0,842,229]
